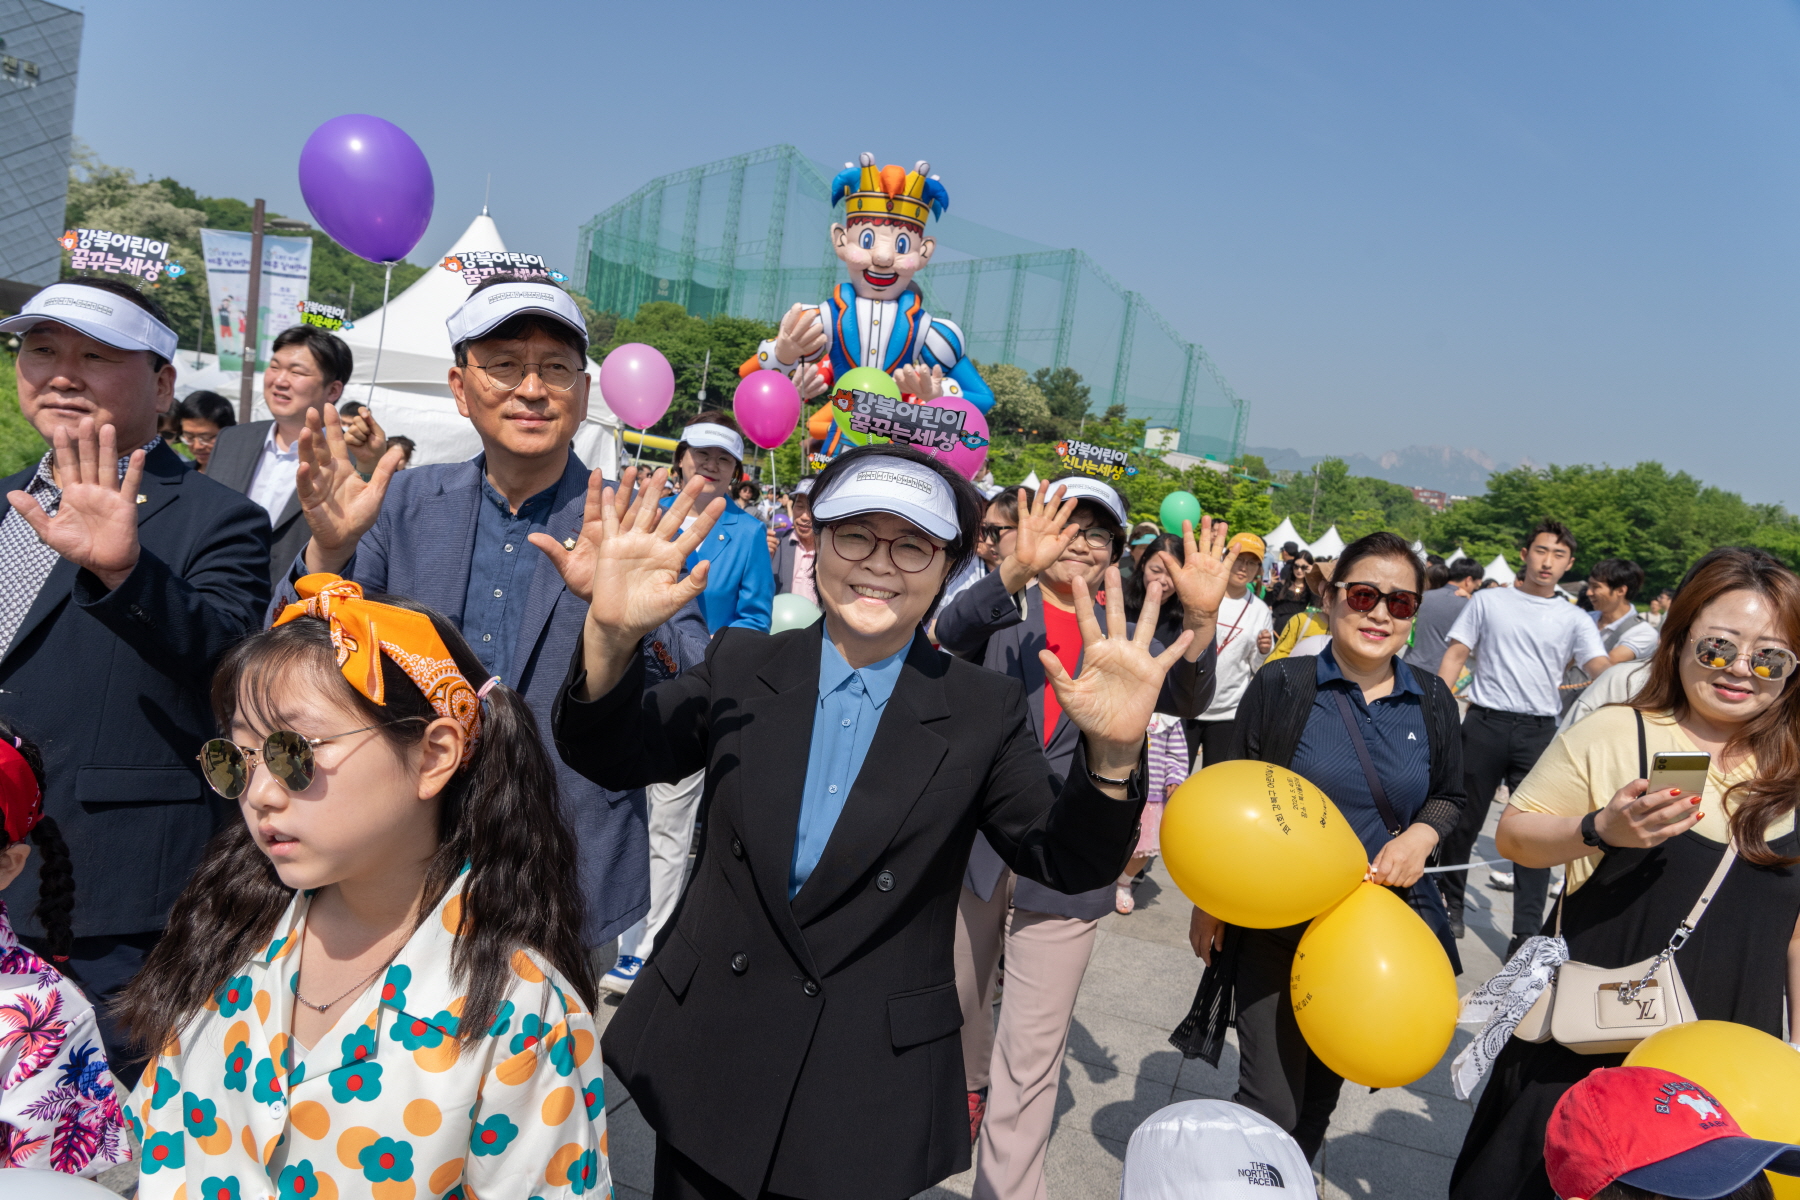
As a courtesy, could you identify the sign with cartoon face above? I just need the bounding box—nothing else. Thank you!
[830,368,978,455]
[441,251,568,286]
[297,300,350,332]
[60,228,184,282]
[1056,438,1136,483]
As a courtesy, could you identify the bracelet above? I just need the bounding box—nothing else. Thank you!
[1087,766,1136,788]
[1580,809,1618,851]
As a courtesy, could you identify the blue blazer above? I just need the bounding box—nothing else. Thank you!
[683,500,774,632]
[274,452,710,946]
[0,441,272,938]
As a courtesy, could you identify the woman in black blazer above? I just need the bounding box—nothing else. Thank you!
[553,444,1197,1200]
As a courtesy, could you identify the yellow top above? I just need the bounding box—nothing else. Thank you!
[1508,704,1794,892]
[1266,608,1330,662]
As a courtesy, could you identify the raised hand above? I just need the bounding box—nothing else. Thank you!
[341,405,389,479]
[892,363,945,402]
[794,361,829,401]
[772,303,828,367]
[1156,514,1232,658]
[297,405,404,575]
[528,465,641,604]
[998,483,1079,594]
[1039,564,1194,779]
[8,418,143,590]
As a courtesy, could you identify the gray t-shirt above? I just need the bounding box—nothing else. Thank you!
[1406,586,1468,675]
[1445,586,1609,716]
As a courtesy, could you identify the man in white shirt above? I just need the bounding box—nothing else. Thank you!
[1436,520,1611,952]
[1587,557,1659,663]
[1191,532,1274,766]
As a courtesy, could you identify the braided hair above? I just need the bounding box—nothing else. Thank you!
[0,717,77,974]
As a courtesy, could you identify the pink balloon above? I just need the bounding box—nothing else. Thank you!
[598,343,675,429]
[733,370,803,449]
[928,396,990,480]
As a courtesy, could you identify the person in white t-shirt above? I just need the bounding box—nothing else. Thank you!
[1587,557,1659,663]
[1436,520,1610,952]
[1191,531,1275,767]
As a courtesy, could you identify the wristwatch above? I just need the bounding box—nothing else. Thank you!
[1580,810,1617,851]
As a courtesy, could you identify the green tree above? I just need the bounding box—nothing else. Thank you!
[1033,366,1091,427]
[599,302,776,437]
[1270,457,1432,543]
[975,360,1052,438]
[0,350,44,476]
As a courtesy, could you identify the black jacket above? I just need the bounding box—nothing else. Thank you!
[0,441,271,937]
[553,624,1146,1199]
[204,419,306,595]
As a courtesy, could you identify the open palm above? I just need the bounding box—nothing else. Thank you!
[8,419,142,589]
[1041,566,1193,757]
[297,406,403,573]
[1157,514,1233,619]
[573,468,723,646]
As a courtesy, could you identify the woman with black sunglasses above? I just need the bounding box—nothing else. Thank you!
[1179,530,1467,1165]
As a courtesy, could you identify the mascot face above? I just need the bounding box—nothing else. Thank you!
[831,218,935,302]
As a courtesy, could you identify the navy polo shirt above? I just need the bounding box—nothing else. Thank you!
[1290,644,1431,859]
[462,465,558,683]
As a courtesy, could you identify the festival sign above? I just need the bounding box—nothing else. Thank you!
[1055,437,1137,483]
[199,229,314,372]
[59,228,184,282]
[297,300,350,332]
[440,250,568,286]
[829,368,985,455]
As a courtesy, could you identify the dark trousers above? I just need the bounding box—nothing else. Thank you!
[1192,717,1236,771]
[22,929,161,1090]
[1232,923,1345,1161]
[1440,705,1559,937]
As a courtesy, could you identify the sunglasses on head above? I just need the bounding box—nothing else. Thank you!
[1334,581,1421,620]
[1693,635,1798,681]
[197,723,393,801]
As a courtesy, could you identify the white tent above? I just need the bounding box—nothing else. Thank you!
[1484,554,1517,584]
[1263,517,1306,555]
[1446,545,1470,565]
[1309,525,1346,559]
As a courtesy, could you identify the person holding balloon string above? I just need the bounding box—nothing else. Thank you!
[1449,547,1800,1200]
[1182,531,1468,1164]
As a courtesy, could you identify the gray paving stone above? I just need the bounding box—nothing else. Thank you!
[1327,1076,1477,1158]
[1317,1130,1458,1199]
[1065,1008,1189,1087]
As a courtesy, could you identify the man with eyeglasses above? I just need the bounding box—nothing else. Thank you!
[278,274,708,969]
[930,487,1019,644]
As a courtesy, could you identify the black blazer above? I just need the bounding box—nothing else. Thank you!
[0,441,271,937]
[204,419,305,594]
[553,624,1146,1198]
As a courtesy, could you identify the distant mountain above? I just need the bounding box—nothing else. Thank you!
[1246,444,1522,497]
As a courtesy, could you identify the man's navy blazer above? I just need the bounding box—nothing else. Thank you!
[0,440,272,939]
[272,451,709,946]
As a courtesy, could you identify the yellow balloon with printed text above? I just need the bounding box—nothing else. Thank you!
[1625,1021,1800,1200]
[1160,760,1369,928]
[1289,883,1459,1088]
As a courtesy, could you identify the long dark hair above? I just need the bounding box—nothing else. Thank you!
[1125,533,1186,630]
[118,596,595,1057]
[1630,548,1800,866]
[0,718,77,973]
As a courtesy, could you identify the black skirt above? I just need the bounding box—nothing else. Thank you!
[1449,828,1800,1200]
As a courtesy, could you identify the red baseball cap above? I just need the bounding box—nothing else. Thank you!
[0,739,41,845]
[1546,1067,1800,1200]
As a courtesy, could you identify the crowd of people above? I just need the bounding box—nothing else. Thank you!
[0,272,1793,1200]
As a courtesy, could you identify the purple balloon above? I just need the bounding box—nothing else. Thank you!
[299,115,435,264]
[733,370,802,449]
[599,343,675,429]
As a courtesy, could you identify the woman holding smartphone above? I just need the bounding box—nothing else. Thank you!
[1452,547,1800,1200]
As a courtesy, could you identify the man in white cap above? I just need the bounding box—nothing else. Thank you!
[284,273,708,964]
[669,410,773,632]
[0,278,271,1079]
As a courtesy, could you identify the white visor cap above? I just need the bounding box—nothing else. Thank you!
[1047,475,1129,527]
[679,422,745,463]
[812,455,961,541]
[445,281,588,349]
[0,282,179,360]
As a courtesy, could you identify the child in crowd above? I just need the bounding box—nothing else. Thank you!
[0,719,130,1176]
[117,575,609,1199]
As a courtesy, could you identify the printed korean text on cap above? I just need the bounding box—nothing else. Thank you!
[0,281,180,360]
[812,455,960,540]
[1048,475,1129,527]
[679,423,746,463]
[445,281,588,349]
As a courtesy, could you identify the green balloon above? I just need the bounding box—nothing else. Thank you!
[1160,490,1201,535]
[769,593,822,634]
[829,366,903,446]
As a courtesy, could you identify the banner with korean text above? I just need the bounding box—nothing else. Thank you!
[199,229,313,372]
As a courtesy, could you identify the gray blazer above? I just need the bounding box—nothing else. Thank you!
[935,568,1217,919]
[205,419,306,595]
[272,451,711,945]
[772,530,807,594]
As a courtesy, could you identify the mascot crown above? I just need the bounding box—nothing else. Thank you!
[831,152,950,230]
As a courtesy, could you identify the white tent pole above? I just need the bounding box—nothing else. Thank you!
[367,261,394,407]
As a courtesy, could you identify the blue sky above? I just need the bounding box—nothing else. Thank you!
[65,1,1800,504]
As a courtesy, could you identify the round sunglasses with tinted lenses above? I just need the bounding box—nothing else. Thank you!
[1693,636,1799,682]
[1335,581,1421,620]
[197,724,386,800]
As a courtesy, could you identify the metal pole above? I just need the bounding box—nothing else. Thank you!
[237,199,265,422]
[366,262,393,406]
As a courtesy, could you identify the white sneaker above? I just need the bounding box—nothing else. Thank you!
[1488,870,1515,892]
[599,955,643,995]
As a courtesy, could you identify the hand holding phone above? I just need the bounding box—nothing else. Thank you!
[1596,750,1711,849]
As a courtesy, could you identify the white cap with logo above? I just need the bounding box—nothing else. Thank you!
[445,281,588,349]
[1120,1100,1317,1200]
[679,421,745,464]
[812,453,961,541]
[0,282,179,360]
[1047,475,1128,527]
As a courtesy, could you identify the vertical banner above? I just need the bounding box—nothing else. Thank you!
[199,230,314,371]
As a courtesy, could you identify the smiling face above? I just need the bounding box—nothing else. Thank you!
[1325,554,1418,673]
[263,343,343,429]
[815,511,950,657]
[1039,504,1118,598]
[679,443,740,505]
[1678,589,1793,732]
[450,328,590,465]
[16,321,173,450]
[831,218,935,302]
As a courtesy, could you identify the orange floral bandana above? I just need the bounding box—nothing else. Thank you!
[275,575,481,765]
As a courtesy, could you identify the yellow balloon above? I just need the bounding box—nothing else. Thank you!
[1161,760,1368,928]
[1289,883,1459,1088]
[1625,1020,1800,1197]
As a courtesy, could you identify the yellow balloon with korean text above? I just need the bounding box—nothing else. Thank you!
[1160,760,1368,928]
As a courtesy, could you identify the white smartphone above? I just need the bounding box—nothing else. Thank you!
[1646,750,1710,800]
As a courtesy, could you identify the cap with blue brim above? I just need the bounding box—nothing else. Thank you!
[812,455,960,541]
[0,282,179,359]
[1621,1136,1800,1200]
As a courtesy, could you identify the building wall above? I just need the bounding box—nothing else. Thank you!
[0,0,81,290]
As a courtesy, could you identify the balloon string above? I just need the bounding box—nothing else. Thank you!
[368,261,393,407]
[1420,858,1513,874]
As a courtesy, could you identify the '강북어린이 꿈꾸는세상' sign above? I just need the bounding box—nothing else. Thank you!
[440,251,568,286]
[830,382,985,455]
[60,228,185,282]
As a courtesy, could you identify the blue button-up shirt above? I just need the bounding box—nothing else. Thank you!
[790,633,909,897]
[461,468,557,683]
[1290,644,1431,860]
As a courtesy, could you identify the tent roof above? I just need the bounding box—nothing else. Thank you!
[1446,546,1470,564]
[1485,554,1517,583]
[1309,525,1346,558]
[1263,517,1305,553]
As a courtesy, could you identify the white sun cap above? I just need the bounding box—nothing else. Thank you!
[1047,475,1128,527]
[812,454,961,541]
[0,282,179,360]
[1120,1099,1317,1200]
[679,421,745,463]
[445,281,588,348]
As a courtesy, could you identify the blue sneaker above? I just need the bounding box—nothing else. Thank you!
[601,955,644,995]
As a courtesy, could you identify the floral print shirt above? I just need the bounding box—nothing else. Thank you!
[129,874,610,1199]
[0,900,129,1176]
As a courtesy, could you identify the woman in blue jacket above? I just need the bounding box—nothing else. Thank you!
[672,412,772,632]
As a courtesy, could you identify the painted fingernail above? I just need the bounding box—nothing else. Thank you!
[1690,796,1700,804]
